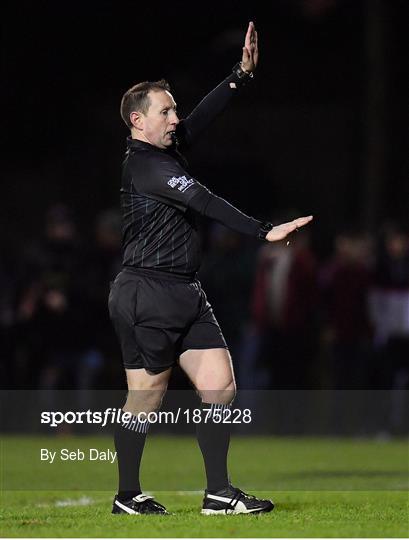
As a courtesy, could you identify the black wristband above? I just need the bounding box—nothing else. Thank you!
[232,62,254,81]
[257,221,274,240]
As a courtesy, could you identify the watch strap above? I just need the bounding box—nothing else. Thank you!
[257,221,274,240]
[232,62,254,81]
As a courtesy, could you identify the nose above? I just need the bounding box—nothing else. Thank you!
[170,111,179,126]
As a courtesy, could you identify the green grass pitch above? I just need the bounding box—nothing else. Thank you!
[1,435,408,537]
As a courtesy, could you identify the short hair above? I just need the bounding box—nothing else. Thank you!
[120,80,171,129]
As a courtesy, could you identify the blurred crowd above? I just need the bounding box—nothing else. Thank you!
[1,204,409,404]
[1,204,123,390]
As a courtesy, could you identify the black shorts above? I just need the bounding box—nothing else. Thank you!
[108,267,227,373]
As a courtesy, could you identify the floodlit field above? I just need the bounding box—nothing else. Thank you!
[1,435,408,537]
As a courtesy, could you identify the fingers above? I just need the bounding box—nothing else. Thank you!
[242,47,250,64]
[254,30,259,64]
[244,21,253,50]
[245,22,258,68]
[285,215,313,236]
[245,21,256,48]
[294,215,313,228]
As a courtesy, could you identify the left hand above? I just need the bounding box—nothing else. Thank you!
[241,21,259,73]
[265,216,313,243]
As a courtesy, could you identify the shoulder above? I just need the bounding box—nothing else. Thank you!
[129,145,176,165]
[125,146,159,173]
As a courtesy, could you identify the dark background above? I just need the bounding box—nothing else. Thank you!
[1,0,409,435]
[3,0,408,254]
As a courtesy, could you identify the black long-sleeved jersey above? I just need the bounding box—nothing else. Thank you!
[120,70,262,277]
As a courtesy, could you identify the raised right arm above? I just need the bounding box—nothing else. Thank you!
[176,22,258,147]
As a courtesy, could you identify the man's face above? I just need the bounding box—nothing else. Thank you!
[139,90,179,149]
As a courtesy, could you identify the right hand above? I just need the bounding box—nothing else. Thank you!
[241,21,259,73]
[265,215,313,242]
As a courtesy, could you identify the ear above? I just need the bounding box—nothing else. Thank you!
[130,111,144,130]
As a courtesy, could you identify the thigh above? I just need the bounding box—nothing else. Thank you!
[179,348,235,403]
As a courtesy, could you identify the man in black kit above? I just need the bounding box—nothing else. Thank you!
[109,22,312,515]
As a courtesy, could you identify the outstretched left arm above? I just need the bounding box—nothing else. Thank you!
[177,22,259,148]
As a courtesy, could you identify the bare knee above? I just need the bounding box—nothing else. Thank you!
[199,380,237,405]
[124,388,166,415]
[124,368,170,415]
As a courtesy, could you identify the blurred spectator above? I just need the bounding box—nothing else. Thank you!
[199,223,256,361]
[370,225,409,352]
[247,227,318,389]
[15,204,91,388]
[319,230,373,389]
[318,230,373,434]
[369,224,409,433]
[80,209,123,387]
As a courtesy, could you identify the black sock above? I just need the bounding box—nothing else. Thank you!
[196,402,231,492]
[117,490,141,501]
[114,411,150,499]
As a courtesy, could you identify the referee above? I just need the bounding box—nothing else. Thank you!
[109,22,312,515]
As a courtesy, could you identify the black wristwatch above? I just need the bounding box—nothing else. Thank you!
[232,62,254,81]
[257,221,274,240]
